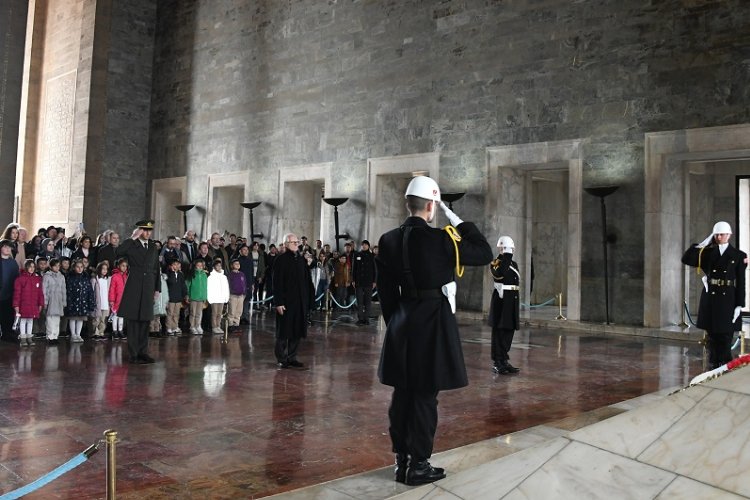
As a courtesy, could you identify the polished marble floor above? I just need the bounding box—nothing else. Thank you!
[0,311,706,499]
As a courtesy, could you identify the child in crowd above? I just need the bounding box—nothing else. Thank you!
[43,258,66,344]
[33,255,49,337]
[151,271,169,336]
[13,259,44,346]
[207,259,229,334]
[108,258,128,341]
[60,257,71,277]
[332,254,351,309]
[165,259,187,336]
[227,258,246,330]
[65,259,95,342]
[90,262,110,341]
[187,259,208,335]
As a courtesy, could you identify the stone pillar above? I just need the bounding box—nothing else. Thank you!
[0,0,29,224]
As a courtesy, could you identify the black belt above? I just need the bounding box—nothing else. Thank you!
[402,288,443,299]
[710,279,735,287]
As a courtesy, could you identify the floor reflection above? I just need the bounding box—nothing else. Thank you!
[0,311,706,498]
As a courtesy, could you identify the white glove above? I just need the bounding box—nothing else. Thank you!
[702,276,708,292]
[697,233,714,248]
[441,282,457,314]
[733,306,742,323]
[494,282,504,299]
[439,201,463,226]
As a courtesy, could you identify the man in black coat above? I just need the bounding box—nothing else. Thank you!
[352,239,376,325]
[682,221,747,369]
[376,176,493,486]
[489,235,521,374]
[117,219,161,364]
[273,233,314,369]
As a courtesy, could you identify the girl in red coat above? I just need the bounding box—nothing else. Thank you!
[108,258,128,340]
[13,259,44,346]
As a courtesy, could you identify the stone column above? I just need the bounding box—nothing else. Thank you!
[0,0,29,224]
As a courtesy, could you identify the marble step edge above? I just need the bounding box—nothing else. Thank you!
[262,385,681,499]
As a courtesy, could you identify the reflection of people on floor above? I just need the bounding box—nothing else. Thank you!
[489,235,521,375]
[265,369,305,486]
[682,221,747,369]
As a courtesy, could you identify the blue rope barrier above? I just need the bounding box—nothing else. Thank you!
[0,444,98,499]
[520,296,557,309]
[329,294,357,309]
[249,295,274,305]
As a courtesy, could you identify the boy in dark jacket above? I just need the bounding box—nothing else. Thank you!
[165,259,188,336]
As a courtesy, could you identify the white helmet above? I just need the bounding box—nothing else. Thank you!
[497,235,515,250]
[712,221,732,235]
[405,176,441,202]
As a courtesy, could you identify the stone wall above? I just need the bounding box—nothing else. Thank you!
[0,0,28,225]
[148,0,750,320]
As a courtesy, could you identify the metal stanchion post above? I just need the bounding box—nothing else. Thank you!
[678,300,689,328]
[555,292,566,320]
[104,429,117,500]
[326,290,331,316]
[742,331,746,356]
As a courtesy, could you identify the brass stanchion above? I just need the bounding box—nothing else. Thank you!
[741,332,746,356]
[104,429,117,500]
[555,292,566,320]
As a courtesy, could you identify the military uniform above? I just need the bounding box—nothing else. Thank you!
[488,252,520,370]
[117,220,161,363]
[682,242,747,368]
[376,216,492,466]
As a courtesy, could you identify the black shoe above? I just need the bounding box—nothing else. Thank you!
[287,360,304,369]
[394,453,409,483]
[129,357,143,364]
[139,354,156,364]
[492,363,510,375]
[505,362,520,373]
[405,460,446,486]
[355,319,365,325]
[277,361,289,369]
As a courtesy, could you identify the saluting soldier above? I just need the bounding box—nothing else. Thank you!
[117,219,161,364]
[682,221,747,369]
[489,235,521,374]
[376,176,492,486]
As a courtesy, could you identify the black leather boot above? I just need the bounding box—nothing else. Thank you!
[405,460,446,485]
[394,453,409,483]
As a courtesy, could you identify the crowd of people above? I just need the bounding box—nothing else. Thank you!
[0,222,378,346]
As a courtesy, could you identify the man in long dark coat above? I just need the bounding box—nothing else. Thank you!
[117,219,160,364]
[489,235,521,374]
[376,176,492,486]
[273,233,314,369]
[682,221,747,369]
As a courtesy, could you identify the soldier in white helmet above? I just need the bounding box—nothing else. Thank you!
[376,175,492,486]
[489,235,521,374]
[682,221,747,369]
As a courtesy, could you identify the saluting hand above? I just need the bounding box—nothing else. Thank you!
[131,228,143,240]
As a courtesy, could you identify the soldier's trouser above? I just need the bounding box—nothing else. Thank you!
[707,331,733,369]
[388,387,439,462]
[126,320,149,359]
[355,286,372,321]
[491,327,515,363]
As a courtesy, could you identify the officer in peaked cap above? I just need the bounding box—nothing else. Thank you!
[682,221,747,369]
[116,219,160,364]
[376,176,492,486]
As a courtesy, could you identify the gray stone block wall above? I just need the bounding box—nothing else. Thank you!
[0,0,28,225]
[147,0,750,322]
[99,0,157,237]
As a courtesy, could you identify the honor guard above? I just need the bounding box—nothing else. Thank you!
[682,221,747,369]
[376,176,492,486]
[489,235,521,374]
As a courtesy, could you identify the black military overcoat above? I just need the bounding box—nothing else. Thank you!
[682,243,747,333]
[488,253,520,331]
[376,217,492,391]
[116,238,161,321]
